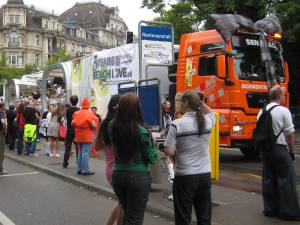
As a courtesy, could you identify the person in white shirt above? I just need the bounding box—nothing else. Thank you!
[164,91,215,225]
[257,86,300,220]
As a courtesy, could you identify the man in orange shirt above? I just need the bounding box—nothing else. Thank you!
[72,98,99,175]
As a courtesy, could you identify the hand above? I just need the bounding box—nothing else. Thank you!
[290,152,295,161]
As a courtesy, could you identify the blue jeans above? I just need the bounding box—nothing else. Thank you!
[77,142,92,173]
[26,140,37,155]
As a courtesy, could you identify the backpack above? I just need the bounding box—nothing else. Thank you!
[254,105,283,152]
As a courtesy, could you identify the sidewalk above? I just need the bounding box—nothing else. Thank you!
[4,143,300,225]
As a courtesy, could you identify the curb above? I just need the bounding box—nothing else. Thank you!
[5,153,176,222]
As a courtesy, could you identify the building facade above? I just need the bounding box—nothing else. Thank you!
[0,0,128,68]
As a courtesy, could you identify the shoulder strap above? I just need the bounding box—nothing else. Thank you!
[266,104,279,114]
[266,104,283,141]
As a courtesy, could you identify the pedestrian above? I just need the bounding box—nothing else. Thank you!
[72,98,99,175]
[23,99,39,156]
[91,106,101,157]
[110,93,157,225]
[162,99,173,129]
[164,90,215,225]
[174,92,183,119]
[161,99,175,182]
[96,94,123,225]
[63,95,79,168]
[0,102,7,175]
[16,103,25,155]
[47,106,64,157]
[6,105,17,150]
[91,106,101,120]
[257,86,300,220]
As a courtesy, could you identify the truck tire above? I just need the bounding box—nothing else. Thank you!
[240,142,260,158]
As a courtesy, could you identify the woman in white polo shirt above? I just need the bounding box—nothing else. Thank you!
[164,90,215,225]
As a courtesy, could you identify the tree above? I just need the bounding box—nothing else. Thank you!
[0,52,7,67]
[154,2,198,43]
[47,46,73,66]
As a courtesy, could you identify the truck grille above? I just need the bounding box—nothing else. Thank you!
[246,92,269,109]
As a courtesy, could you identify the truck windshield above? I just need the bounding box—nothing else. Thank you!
[232,35,285,82]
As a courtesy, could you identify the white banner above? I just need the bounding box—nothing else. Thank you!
[92,44,139,117]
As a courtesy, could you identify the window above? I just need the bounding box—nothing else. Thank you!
[45,21,48,29]
[70,29,75,36]
[9,53,18,65]
[8,32,19,47]
[52,21,55,30]
[15,15,20,24]
[9,52,23,65]
[198,56,216,76]
[72,43,75,52]
[36,35,39,46]
[10,15,14,24]
[9,15,20,24]
[35,54,39,65]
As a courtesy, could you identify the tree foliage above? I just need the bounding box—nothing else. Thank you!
[47,46,73,66]
[154,2,198,43]
[142,0,300,106]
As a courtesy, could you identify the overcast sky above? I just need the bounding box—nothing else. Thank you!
[0,0,158,33]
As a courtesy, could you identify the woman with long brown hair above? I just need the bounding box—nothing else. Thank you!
[16,103,25,155]
[110,93,157,225]
[164,90,215,225]
[96,94,123,225]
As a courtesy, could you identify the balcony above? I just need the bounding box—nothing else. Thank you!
[8,42,20,48]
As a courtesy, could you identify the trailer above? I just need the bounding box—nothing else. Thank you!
[41,44,173,119]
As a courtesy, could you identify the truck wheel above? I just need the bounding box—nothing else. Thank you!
[240,142,260,158]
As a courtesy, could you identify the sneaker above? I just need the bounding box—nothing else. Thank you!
[81,171,95,176]
[55,154,60,157]
[29,153,39,157]
[50,153,54,157]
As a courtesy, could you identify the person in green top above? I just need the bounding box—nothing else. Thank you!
[109,92,157,225]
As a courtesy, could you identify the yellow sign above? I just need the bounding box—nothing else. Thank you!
[185,58,193,87]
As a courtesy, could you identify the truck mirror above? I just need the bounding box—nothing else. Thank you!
[217,55,226,79]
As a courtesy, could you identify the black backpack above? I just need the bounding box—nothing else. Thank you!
[254,105,283,152]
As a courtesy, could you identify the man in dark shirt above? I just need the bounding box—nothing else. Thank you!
[6,105,16,150]
[63,95,79,168]
[0,103,7,174]
[23,100,39,156]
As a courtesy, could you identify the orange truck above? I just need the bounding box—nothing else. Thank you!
[172,29,289,157]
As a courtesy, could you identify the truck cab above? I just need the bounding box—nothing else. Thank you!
[175,29,289,157]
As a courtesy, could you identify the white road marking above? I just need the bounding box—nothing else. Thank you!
[0,210,15,225]
[0,172,39,177]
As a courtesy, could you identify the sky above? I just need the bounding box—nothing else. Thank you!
[0,0,158,34]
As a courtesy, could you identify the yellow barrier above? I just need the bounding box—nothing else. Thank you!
[210,113,220,180]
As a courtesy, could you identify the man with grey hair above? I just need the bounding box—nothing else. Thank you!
[257,85,300,220]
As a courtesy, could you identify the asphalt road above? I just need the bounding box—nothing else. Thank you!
[0,159,172,225]
[216,148,300,194]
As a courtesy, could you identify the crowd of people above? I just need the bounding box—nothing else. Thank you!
[0,86,299,225]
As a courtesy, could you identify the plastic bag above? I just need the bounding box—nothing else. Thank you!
[254,14,282,34]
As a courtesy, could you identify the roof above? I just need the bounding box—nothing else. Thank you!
[6,0,24,5]
[58,2,127,29]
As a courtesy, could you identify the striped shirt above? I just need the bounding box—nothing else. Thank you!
[164,112,216,176]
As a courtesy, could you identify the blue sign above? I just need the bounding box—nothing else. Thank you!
[141,26,172,42]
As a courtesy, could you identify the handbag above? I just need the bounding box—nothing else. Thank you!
[59,124,67,139]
